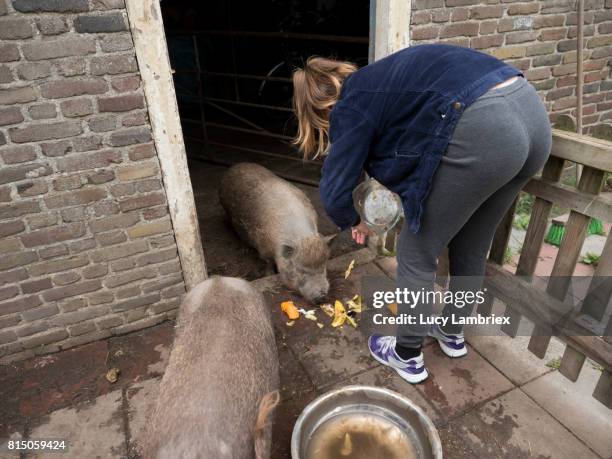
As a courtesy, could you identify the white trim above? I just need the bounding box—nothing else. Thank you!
[124,0,207,289]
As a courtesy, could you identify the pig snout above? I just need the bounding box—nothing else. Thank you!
[299,275,330,303]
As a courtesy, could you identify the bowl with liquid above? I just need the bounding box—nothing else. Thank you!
[291,385,442,459]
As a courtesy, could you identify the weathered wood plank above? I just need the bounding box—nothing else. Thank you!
[517,157,565,277]
[125,0,207,289]
[592,370,612,409]
[484,262,612,371]
[547,167,604,301]
[581,233,612,321]
[552,129,612,172]
[522,178,612,222]
[559,345,586,382]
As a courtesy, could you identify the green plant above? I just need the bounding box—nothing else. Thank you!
[513,213,530,230]
[546,357,561,370]
[504,247,514,265]
[581,252,600,266]
[515,192,534,216]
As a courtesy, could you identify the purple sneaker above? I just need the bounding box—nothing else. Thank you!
[428,325,467,358]
[368,335,428,384]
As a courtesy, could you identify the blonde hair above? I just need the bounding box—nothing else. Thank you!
[292,57,357,160]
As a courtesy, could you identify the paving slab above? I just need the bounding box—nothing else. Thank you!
[107,320,174,383]
[414,344,515,420]
[446,388,600,458]
[467,334,563,386]
[29,390,125,459]
[329,365,443,425]
[521,363,612,458]
[271,389,316,459]
[126,377,160,458]
[277,340,315,401]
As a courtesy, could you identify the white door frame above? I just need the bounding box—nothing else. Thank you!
[125,0,207,290]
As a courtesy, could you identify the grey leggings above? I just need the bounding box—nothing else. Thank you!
[396,77,552,348]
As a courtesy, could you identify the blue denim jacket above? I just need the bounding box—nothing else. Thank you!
[319,44,521,233]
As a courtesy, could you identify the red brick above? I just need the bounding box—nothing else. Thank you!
[440,22,480,38]
[20,222,86,248]
[17,62,51,81]
[0,43,19,62]
[13,0,89,13]
[22,36,96,61]
[29,103,57,120]
[0,295,41,316]
[89,212,140,233]
[119,192,165,212]
[0,163,52,185]
[411,25,440,40]
[90,54,137,76]
[60,98,93,118]
[0,201,41,220]
[41,140,72,157]
[128,143,156,161]
[540,28,567,41]
[109,127,152,147]
[471,34,504,49]
[36,16,68,35]
[17,180,48,197]
[40,78,107,99]
[0,220,25,238]
[9,121,82,143]
[56,149,122,172]
[111,75,141,93]
[0,17,33,39]
[451,8,469,22]
[42,279,102,302]
[45,188,107,209]
[0,87,37,105]
[98,93,144,112]
[469,5,503,19]
[0,107,24,126]
[507,3,540,15]
[1,145,36,164]
[21,277,52,294]
[99,33,133,52]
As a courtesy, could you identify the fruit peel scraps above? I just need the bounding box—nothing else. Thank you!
[319,303,335,317]
[281,301,300,320]
[346,294,362,313]
[298,308,317,321]
[344,259,355,279]
[331,300,347,327]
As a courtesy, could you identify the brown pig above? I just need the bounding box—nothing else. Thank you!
[143,276,279,459]
[220,162,334,303]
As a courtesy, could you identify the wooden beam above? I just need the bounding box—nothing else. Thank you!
[552,129,612,172]
[125,0,207,289]
[522,177,612,222]
[373,0,411,60]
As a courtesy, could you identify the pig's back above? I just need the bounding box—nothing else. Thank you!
[143,277,279,459]
[219,163,318,257]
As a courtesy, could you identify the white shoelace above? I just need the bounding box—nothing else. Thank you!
[377,336,397,355]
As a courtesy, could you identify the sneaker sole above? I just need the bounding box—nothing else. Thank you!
[432,338,468,358]
[368,347,429,384]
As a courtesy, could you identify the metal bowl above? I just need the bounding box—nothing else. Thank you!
[291,385,442,459]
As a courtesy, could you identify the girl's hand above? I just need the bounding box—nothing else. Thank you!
[351,222,371,245]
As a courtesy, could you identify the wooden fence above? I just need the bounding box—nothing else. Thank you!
[468,129,611,408]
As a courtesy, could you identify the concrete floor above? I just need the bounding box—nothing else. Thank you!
[1,249,610,459]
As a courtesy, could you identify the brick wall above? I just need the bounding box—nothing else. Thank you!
[0,0,186,362]
[411,0,612,133]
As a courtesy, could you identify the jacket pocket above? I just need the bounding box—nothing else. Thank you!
[377,152,421,187]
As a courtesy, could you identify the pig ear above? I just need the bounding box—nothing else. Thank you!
[322,233,338,245]
[281,244,295,258]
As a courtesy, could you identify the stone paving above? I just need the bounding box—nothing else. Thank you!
[0,249,611,458]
